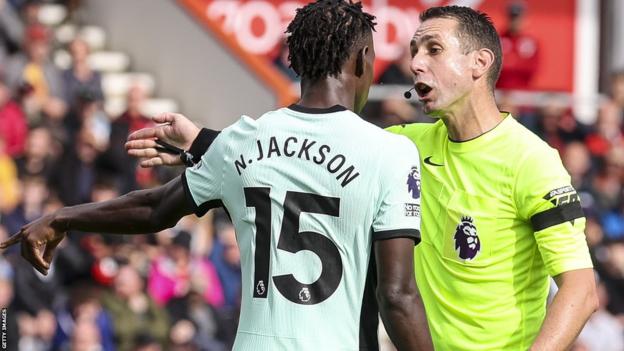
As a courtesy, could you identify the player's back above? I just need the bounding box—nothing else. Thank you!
[184,105,421,350]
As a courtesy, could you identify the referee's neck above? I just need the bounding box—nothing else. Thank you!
[443,93,502,142]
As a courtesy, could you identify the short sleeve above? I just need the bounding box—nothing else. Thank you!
[372,137,422,244]
[182,131,228,217]
[515,147,592,276]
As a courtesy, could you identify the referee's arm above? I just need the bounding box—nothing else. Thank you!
[530,268,597,351]
[516,149,598,351]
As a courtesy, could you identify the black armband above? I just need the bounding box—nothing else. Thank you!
[530,202,584,232]
[189,128,221,164]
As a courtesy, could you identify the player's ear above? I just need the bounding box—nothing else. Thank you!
[472,48,494,81]
[355,46,368,77]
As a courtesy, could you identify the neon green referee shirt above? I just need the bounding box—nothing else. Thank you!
[387,114,593,350]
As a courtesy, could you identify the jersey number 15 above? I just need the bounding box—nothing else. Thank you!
[244,187,343,305]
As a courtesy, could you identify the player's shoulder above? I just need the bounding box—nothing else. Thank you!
[221,110,285,140]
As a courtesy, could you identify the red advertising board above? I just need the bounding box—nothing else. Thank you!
[179,0,575,104]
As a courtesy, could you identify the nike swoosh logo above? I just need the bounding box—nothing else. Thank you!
[424,156,444,167]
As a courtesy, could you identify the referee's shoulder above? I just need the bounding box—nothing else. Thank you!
[384,120,438,143]
[508,118,563,169]
[508,117,556,154]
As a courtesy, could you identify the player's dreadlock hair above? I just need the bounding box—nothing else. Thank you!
[286,0,376,82]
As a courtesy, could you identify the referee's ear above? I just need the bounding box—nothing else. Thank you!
[472,48,495,82]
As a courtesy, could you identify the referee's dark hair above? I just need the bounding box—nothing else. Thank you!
[286,0,376,82]
[420,6,503,90]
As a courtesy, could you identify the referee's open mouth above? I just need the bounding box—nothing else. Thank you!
[415,82,433,99]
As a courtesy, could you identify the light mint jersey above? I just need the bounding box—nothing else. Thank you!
[182,105,421,351]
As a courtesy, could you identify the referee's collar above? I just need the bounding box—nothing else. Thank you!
[288,104,348,114]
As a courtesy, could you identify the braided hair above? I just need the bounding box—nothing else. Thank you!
[286,0,376,82]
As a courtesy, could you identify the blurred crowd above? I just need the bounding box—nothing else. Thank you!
[0,1,242,350]
[0,0,621,351]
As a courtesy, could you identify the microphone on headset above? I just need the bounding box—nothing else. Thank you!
[404,87,416,99]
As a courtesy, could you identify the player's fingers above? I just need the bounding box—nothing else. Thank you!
[151,113,177,124]
[21,239,49,275]
[127,148,159,158]
[127,127,159,141]
[139,157,164,168]
[125,139,158,150]
[0,231,23,249]
[43,236,63,265]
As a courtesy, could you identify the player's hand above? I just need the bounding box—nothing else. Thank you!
[125,113,201,168]
[0,214,66,275]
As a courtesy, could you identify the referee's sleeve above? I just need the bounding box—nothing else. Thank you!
[371,137,422,245]
[515,147,592,276]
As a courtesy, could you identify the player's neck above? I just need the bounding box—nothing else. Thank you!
[298,77,356,112]
[441,93,503,142]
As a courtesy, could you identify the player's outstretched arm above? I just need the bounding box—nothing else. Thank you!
[375,238,433,351]
[529,268,598,351]
[0,177,193,275]
[125,113,202,167]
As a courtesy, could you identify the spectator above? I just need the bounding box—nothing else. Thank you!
[607,71,624,119]
[148,230,224,308]
[166,290,227,351]
[562,141,593,192]
[590,147,624,214]
[64,88,110,151]
[0,0,23,64]
[209,222,240,310]
[16,0,43,26]
[0,76,27,157]
[5,24,66,124]
[52,286,115,351]
[533,96,585,154]
[0,136,19,213]
[62,38,104,111]
[209,221,240,349]
[101,264,169,351]
[14,125,56,178]
[595,242,624,317]
[67,319,105,351]
[585,102,624,158]
[16,308,57,351]
[574,278,624,351]
[104,84,154,193]
[49,128,106,206]
[497,1,540,90]
[1,175,48,235]
[133,334,163,351]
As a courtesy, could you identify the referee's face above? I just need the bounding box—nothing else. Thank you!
[409,17,475,117]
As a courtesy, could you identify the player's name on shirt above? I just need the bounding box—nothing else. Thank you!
[234,136,361,188]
